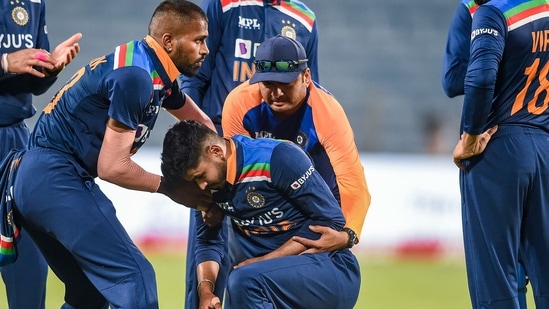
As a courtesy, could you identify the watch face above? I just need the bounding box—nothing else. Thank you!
[344,228,357,248]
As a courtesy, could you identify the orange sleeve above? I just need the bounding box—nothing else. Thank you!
[221,81,263,138]
[310,86,371,239]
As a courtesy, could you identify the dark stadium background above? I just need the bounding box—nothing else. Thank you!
[34,0,463,154]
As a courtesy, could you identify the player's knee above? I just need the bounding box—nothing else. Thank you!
[227,265,260,293]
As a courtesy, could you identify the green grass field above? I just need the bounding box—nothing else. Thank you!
[0,252,536,308]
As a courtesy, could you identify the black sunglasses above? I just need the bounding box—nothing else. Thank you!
[253,59,308,73]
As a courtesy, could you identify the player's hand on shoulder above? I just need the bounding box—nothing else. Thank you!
[292,225,348,253]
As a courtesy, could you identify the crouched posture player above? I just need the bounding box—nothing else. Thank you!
[161,120,361,309]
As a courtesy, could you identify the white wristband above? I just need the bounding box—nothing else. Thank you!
[2,53,8,74]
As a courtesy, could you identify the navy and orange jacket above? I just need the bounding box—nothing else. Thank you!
[222,81,370,239]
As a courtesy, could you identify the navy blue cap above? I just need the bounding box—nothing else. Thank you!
[249,35,308,84]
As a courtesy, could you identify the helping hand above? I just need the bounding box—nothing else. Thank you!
[292,225,349,254]
[202,205,224,227]
[159,178,215,211]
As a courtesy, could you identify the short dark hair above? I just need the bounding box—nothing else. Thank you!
[161,120,215,182]
[149,0,207,34]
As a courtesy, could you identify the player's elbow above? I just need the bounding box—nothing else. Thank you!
[441,73,465,98]
[442,81,463,98]
[97,162,124,183]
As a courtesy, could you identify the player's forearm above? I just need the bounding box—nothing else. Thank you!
[97,157,160,192]
[196,261,220,294]
[263,238,307,260]
[98,124,160,192]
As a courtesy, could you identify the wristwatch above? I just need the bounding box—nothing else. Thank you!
[342,227,358,248]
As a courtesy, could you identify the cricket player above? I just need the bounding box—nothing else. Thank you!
[6,1,215,307]
[179,1,320,306]
[441,1,529,306]
[0,0,81,307]
[161,120,361,309]
[223,35,370,253]
[453,0,549,307]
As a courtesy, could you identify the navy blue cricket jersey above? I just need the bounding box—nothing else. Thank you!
[29,36,184,176]
[462,0,549,134]
[195,135,346,264]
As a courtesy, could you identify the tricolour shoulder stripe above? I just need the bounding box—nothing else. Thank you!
[113,41,135,69]
[238,163,271,183]
[505,1,549,31]
[273,1,315,32]
[221,0,263,13]
[465,0,479,16]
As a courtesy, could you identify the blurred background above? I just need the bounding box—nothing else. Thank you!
[35,0,464,153]
[12,1,508,308]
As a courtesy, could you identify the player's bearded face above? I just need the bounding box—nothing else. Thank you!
[174,48,204,77]
[172,19,208,77]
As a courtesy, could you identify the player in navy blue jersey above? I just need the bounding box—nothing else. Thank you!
[442,1,529,307]
[161,120,360,309]
[452,0,549,307]
[179,1,320,307]
[3,1,216,308]
[0,0,81,307]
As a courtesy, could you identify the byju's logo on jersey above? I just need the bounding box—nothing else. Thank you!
[234,39,252,59]
[290,165,315,190]
[471,28,499,40]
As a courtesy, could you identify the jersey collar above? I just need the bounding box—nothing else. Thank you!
[225,138,237,185]
[144,35,180,82]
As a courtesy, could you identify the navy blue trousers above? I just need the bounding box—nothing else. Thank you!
[13,148,158,308]
[0,122,48,309]
[460,126,549,308]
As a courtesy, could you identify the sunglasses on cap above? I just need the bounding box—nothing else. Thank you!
[253,59,308,73]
